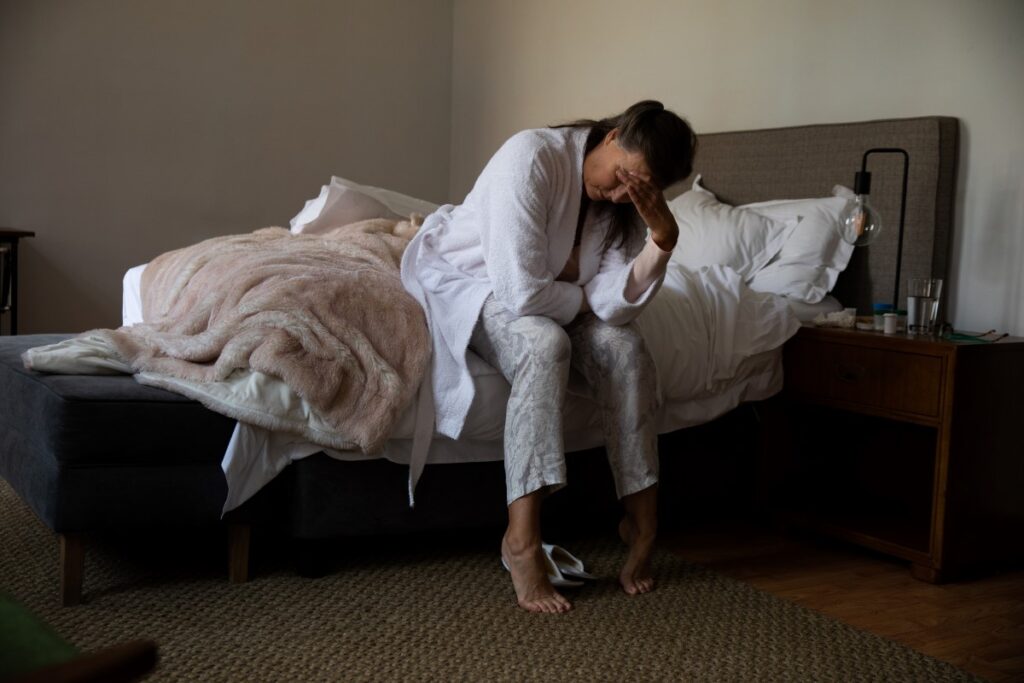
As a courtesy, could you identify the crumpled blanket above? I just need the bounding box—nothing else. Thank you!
[25,218,429,455]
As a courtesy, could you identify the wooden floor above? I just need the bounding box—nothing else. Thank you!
[666,523,1024,682]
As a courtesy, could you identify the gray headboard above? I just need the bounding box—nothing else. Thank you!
[675,116,959,314]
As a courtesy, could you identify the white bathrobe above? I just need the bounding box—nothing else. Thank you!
[401,127,667,439]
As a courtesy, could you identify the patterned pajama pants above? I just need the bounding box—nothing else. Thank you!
[469,295,660,505]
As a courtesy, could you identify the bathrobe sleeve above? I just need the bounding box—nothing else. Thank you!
[478,136,584,325]
[585,236,673,326]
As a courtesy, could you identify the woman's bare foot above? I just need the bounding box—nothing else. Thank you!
[618,515,656,595]
[502,533,572,613]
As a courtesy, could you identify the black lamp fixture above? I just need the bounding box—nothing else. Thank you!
[837,147,910,310]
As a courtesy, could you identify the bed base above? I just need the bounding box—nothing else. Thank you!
[29,405,762,607]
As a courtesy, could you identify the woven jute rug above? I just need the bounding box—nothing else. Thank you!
[0,480,976,682]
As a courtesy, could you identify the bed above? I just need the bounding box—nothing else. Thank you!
[0,115,958,604]
[112,235,807,511]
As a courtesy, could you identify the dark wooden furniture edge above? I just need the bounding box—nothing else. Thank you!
[0,228,36,335]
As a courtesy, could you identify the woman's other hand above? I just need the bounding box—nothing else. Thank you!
[615,169,678,251]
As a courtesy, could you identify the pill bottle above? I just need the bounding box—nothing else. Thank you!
[883,312,898,334]
[872,303,893,331]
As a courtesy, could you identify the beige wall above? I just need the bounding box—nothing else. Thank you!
[451,0,1024,336]
[4,1,1021,336]
[0,0,453,333]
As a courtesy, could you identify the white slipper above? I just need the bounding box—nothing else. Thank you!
[543,543,598,581]
[501,552,585,588]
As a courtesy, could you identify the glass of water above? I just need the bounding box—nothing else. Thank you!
[906,277,943,335]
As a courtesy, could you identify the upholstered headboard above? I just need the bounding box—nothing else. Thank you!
[674,116,959,314]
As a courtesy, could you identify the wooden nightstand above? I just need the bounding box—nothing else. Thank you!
[769,325,1024,582]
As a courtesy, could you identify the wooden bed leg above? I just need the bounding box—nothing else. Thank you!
[59,533,84,607]
[910,563,943,584]
[228,523,251,583]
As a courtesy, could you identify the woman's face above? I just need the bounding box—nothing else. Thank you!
[582,129,653,203]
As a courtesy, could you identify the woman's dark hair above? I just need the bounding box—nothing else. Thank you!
[554,100,697,250]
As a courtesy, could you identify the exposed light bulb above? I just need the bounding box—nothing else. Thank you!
[838,194,882,246]
[837,170,883,246]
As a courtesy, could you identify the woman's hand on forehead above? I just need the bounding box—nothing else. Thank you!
[615,167,657,197]
[617,164,652,182]
[615,168,678,251]
[608,165,650,202]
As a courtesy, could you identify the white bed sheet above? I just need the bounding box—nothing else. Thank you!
[122,261,810,511]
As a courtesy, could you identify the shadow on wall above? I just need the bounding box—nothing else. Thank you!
[21,241,111,333]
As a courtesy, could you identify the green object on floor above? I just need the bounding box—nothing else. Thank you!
[0,592,78,678]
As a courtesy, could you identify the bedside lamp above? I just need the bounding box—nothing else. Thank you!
[837,148,909,310]
[838,172,882,247]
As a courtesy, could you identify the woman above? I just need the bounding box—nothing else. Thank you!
[401,100,697,613]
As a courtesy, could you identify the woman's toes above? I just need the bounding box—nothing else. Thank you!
[504,543,573,613]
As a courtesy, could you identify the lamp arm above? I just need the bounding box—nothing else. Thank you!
[861,148,910,310]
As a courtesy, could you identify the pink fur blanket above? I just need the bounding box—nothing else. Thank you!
[96,218,428,453]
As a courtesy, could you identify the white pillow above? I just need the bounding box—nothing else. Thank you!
[290,176,440,235]
[742,186,855,303]
[668,178,797,279]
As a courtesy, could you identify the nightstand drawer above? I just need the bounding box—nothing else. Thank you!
[785,339,944,418]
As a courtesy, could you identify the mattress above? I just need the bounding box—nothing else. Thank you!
[122,261,797,435]
[121,260,813,508]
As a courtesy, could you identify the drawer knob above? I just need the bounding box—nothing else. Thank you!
[836,363,865,382]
